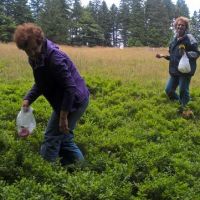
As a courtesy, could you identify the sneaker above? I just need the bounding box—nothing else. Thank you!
[181,109,194,119]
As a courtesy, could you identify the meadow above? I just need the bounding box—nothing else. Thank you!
[0,43,200,199]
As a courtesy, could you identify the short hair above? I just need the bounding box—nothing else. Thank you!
[14,23,44,50]
[174,16,189,30]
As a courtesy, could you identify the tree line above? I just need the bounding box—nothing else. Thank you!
[0,0,200,47]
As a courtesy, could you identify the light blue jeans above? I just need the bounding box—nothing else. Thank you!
[165,75,191,107]
[40,98,89,165]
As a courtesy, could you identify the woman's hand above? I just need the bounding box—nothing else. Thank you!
[59,110,69,133]
[22,99,30,112]
[156,54,170,60]
[156,53,164,58]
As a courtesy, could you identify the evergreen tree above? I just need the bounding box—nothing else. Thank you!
[2,0,15,17]
[145,0,171,47]
[12,0,34,24]
[98,1,112,46]
[39,0,71,43]
[88,0,101,22]
[119,0,131,47]
[69,0,83,45]
[162,0,176,21]
[190,10,200,43]
[1,0,192,46]
[2,0,33,25]
[29,0,45,22]
[110,4,119,46]
[128,0,145,46]
[79,8,104,46]
[0,4,16,42]
[175,0,189,18]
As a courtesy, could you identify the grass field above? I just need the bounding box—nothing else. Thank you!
[0,43,200,199]
[0,43,173,82]
[1,43,200,83]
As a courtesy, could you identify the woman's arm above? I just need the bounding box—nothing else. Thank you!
[23,84,42,105]
[156,54,170,60]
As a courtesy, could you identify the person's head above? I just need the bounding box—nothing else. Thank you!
[14,23,44,58]
[174,16,189,37]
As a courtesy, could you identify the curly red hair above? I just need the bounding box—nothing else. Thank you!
[14,23,44,49]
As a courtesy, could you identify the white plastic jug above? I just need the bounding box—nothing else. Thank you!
[16,107,36,137]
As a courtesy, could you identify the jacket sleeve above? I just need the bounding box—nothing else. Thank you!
[24,84,42,104]
[187,49,200,59]
[166,43,173,61]
[186,34,200,60]
[164,55,170,60]
[49,51,76,112]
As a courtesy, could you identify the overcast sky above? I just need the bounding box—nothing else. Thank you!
[80,0,200,16]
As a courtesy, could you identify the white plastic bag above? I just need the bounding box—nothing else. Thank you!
[16,107,36,137]
[178,52,191,73]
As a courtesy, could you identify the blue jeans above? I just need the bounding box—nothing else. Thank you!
[40,98,89,165]
[165,75,191,107]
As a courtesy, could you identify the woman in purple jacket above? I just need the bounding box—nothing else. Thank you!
[156,16,199,116]
[14,23,89,165]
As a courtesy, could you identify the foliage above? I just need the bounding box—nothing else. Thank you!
[175,0,189,18]
[78,8,104,47]
[39,0,70,43]
[1,45,200,199]
[119,0,131,47]
[190,10,200,43]
[110,4,119,47]
[0,0,198,47]
[7,0,34,25]
[1,76,200,199]
[145,0,172,47]
[128,0,145,47]
[0,6,16,42]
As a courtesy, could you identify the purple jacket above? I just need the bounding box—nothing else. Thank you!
[24,39,89,113]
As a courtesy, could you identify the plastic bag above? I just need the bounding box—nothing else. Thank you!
[178,52,191,73]
[16,107,36,137]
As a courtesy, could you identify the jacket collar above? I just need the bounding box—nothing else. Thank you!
[171,33,187,51]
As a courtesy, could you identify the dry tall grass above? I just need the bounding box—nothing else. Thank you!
[1,43,200,87]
